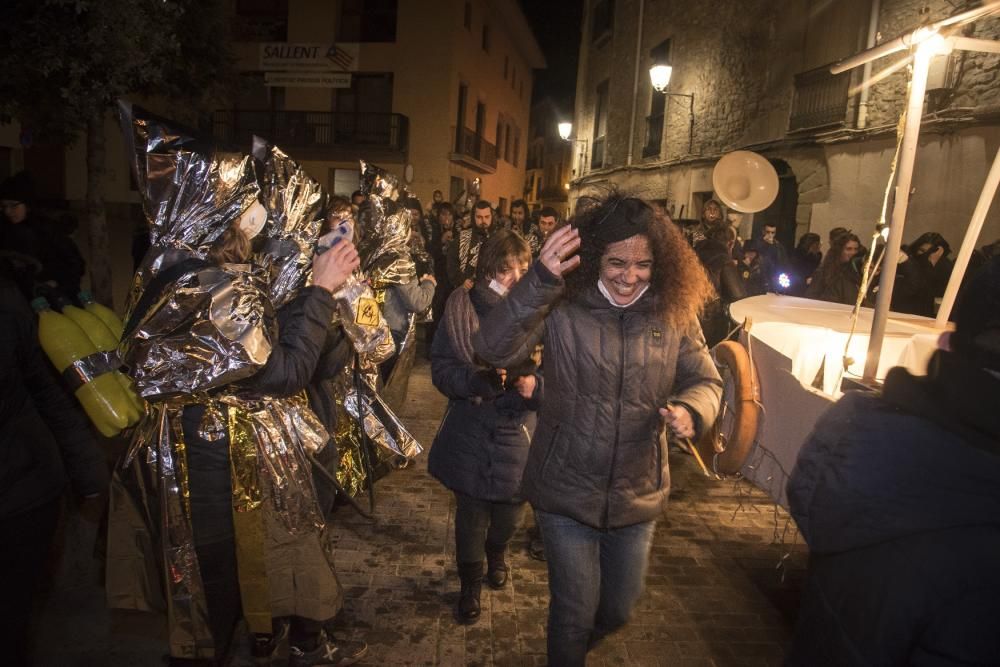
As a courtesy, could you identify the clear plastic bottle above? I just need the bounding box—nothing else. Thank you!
[32,297,131,437]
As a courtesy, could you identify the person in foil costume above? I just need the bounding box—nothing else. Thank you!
[106,104,369,666]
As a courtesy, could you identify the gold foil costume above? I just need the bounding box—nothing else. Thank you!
[108,105,344,659]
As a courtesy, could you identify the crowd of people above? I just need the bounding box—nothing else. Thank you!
[2,157,999,667]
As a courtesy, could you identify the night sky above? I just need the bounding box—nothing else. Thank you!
[520,0,583,109]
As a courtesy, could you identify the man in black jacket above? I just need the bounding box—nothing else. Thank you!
[0,275,109,665]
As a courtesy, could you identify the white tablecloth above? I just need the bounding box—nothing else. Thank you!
[728,295,949,506]
[730,295,947,396]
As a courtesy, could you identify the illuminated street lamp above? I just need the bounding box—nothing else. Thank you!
[557,121,588,177]
[648,64,673,93]
[648,64,694,153]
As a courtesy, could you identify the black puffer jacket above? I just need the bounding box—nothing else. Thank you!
[428,285,543,502]
[474,263,722,529]
[0,279,108,519]
[787,351,1000,665]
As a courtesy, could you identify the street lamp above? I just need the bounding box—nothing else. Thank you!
[649,64,695,154]
[557,121,589,177]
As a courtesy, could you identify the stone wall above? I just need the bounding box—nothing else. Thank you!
[867,0,1000,128]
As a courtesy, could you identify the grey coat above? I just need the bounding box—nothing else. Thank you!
[474,263,722,529]
[382,277,435,340]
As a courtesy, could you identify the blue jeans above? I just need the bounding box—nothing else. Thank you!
[535,510,656,666]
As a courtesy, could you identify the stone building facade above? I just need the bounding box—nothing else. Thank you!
[571,0,1000,252]
[524,98,573,218]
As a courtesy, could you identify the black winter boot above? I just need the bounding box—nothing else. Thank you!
[485,542,509,589]
[456,561,484,624]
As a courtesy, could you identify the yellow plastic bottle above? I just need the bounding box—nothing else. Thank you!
[32,297,131,437]
[78,290,124,340]
[59,302,144,424]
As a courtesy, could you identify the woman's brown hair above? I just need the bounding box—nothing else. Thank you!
[207,221,252,265]
[567,190,714,328]
[476,229,531,283]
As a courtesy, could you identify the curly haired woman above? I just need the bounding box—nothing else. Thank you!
[473,192,722,665]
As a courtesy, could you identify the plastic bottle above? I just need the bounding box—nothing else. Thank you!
[58,301,144,424]
[32,297,131,437]
[78,290,124,340]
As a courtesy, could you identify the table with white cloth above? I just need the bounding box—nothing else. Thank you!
[727,295,948,507]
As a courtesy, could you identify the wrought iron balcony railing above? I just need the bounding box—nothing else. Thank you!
[213,109,409,154]
[789,64,851,132]
[451,127,498,171]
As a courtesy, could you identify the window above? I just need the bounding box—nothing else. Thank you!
[504,124,511,162]
[338,0,398,43]
[592,80,609,169]
[594,80,609,140]
[450,176,465,202]
[498,197,507,215]
[482,24,490,52]
[644,39,670,157]
[591,0,615,44]
[329,167,361,197]
[496,116,503,145]
[334,73,393,113]
[513,128,520,167]
[464,2,472,30]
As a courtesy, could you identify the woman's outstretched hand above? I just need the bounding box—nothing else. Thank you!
[539,225,582,278]
[313,240,361,293]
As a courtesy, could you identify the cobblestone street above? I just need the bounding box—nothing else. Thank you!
[35,357,807,667]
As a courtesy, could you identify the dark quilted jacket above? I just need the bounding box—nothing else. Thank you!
[786,351,1000,665]
[428,285,543,502]
[473,263,722,529]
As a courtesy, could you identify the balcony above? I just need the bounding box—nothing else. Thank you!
[789,64,851,132]
[590,136,606,170]
[642,113,664,158]
[213,110,409,159]
[450,127,498,173]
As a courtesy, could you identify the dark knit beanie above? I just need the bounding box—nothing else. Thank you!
[951,255,1000,372]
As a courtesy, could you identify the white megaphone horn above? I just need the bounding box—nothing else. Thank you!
[712,151,779,213]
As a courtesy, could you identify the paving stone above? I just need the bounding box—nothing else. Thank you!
[32,354,805,666]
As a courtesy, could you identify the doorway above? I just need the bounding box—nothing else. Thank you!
[752,160,798,251]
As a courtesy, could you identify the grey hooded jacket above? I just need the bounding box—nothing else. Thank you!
[473,262,721,529]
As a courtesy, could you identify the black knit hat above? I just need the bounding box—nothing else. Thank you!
[951,255,1000,371]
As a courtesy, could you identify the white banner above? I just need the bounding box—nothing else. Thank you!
[264,72,353,88]
[259,43,359,71]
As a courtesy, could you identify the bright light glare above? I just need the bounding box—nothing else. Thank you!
[558,122,572,141]
[649,65,673,92]
[778,273,791,290]
[918,33,951,57]
[880,226,890,241]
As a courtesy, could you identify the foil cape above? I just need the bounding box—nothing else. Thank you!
[253,138,327,309]
[111,104,343,658]
[331,273,395,361]
[122,264,274,399]
[108,394,336,659]
[357,160,415,290]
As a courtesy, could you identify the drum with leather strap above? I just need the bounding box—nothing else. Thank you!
[696,340,760,476]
